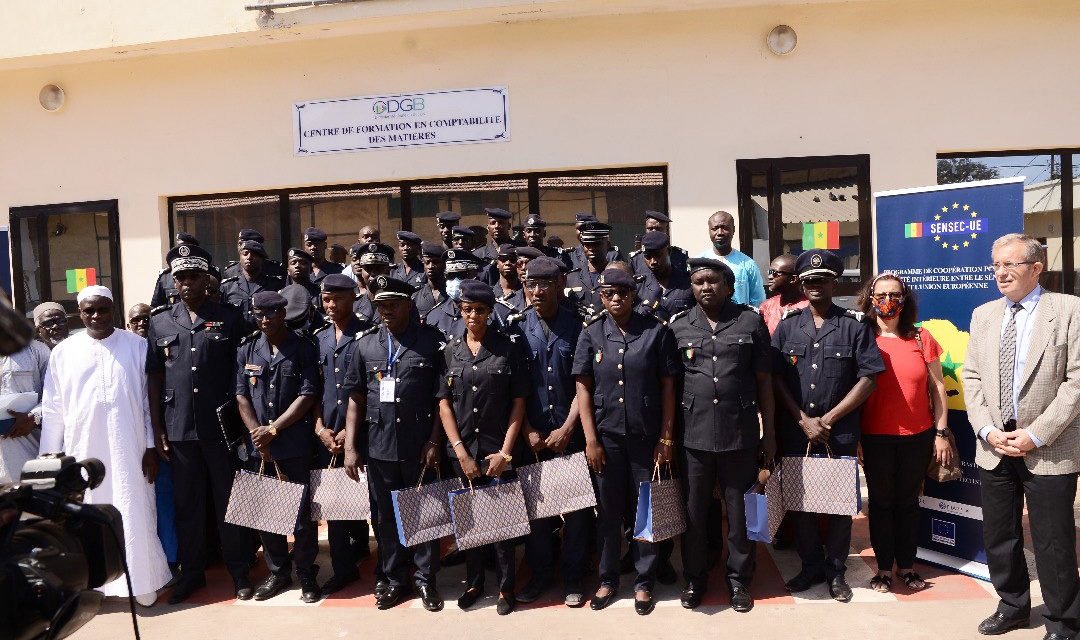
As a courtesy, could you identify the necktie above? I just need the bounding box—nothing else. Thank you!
[999,302,1023,425]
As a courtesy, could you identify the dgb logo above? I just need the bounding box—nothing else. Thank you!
[373,97,425,115]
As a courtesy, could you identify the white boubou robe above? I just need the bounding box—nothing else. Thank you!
[40,329,171,598]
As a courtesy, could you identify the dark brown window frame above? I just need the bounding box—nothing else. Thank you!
[9,199,125,325]
[938,149,1078,294]
[735,154,872,294]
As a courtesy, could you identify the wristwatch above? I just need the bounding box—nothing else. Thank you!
[268,425,278,438]
[659,438,675,447]
[500,451,513,462]
[935,428,949,438]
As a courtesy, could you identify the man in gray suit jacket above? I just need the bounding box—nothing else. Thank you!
[962,233,1080,640]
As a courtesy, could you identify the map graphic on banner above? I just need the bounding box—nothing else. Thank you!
[875,177,1024,579]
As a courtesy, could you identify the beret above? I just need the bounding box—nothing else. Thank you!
[645,210,671,223]
[598,268,636,289]
[421,242,446,258]
[279,285,313,322]
[251,290,287,310]
[516,246,544,261]
[524,257,561,280]
[458,279,495,308]
[287,247,315,263]
[641,231,670,252]
[796,249,843,279]
[167,243,212,273]
[239,240,268,259]
[303,227,328,242]
[369,275,415,301]
[396,231,422,244]
[175,232,199,245]
[321,273,357,292]
[524,214,547,228]
[436,211,462,224]
[238,228,264,243]
[451,225,476,238]
[497,243,518,259]
[484,207,512,220]
[687,258,735,284]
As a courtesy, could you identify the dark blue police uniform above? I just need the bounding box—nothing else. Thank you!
[390,260,426,288]
[221,271,286,331]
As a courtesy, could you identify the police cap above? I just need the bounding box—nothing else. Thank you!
[796,249,843,279]
[175,232,199,246]
[458,279,495,308]
[279,285,313,322]
[524,214,547,228]
[516,247,544,261]
[396,231,422,245]
[287,247,315,263]
[167,243,212,274]
[421,242,446,259]
[451,226,476,239]
[444,249,482,274]
[484,207,512,220]
[238,229,264,243]
[239,240,268,259]
[251,290,287,310]
[497,243,518,259]
[303,227,328,242]
[524,257,562,280]
[645,210,671,223]
[598,268,636,289]
[436,211,462,225]
[370,275,415,302]
[357,242,394,265]
[320,273,357,293]
[641,231,670,252]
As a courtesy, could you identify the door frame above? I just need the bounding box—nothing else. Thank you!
[9,199,124,324]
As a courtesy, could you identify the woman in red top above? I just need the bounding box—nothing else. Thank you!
[858,273,953,593]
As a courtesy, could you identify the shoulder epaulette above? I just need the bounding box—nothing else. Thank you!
[668,309,691,324]
[628,248,642,258]
[312,323,332,335]
[781,307,803,320]
[583,309,608,327]
[239,330,260,345]
[225,261,238,268]
[506,311,526,324]
[357,324,380,338]
[845,308,866,322]
[150,304,171,315]
[497,298,516,310]
[741,303,761,315]
[612,244,621,253]
[157,267,170,276]
[565,286,584,295]
[221,276,239,284]
[672,246,688,256]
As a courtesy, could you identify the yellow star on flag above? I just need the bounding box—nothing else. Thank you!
[971,211,978,218]
[963,241,970,247]
[952,203,959,209]
[963,204,970,211]
[942,242,949,248]
[934,235,941,241]
[941,206,949,213]
[971,233,978,239]
[934,214,941,220]
[952,244,959,250]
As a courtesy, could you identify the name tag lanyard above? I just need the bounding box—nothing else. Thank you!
[380,335,404,402]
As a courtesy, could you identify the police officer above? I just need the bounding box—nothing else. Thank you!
[450,225,476,250]
[151,232,222,307]
[235,291,322,603]
[220,240,286,331]
[435,211,461,250]
[222,229,285,280]
[521,215,564,260]
[565,221,617,317]
[145,243,255,604]
[311,274,376,597]
[669,258,775,612]
[563,214,622,273]
[426,249,509,338]
[391,231,427,289]
[414,242,448,318]
[351,242,395,322]
[280,284,324,336]
[572,267,680,615]
[304,227,345,285]
[635,231,694,321]
[343,275,447,612]
[281,247,321,305]
[509,257,593,608]
[628,211,688,278]
[475,207,518,266]
[772,249,884,602]
[437,279,531,615]
[490,244,523,323]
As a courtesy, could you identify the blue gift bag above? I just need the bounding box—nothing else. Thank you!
[633,464,687,543]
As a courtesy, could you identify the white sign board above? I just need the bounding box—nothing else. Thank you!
[294,86,509,155]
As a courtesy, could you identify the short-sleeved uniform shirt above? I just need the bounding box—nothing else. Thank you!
[771,304,885,450]
[437,328,531,460]
[512,304,585,451]
[571,311,681,440]
[146,300,246,443]
[669,302,772,453]
[234,331,321,460]
[312,316,373,433]
[344,321,446,463]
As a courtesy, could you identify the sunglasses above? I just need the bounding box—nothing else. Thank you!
[872,293,904,301]
[599,287,631,300]
[39,317,67,329]
[768,269,795,277]
[524,279,555,291]
[251,310,280,319]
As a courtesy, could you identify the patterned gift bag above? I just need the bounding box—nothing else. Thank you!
[744,467,785,543]
[391,465,464,547]
[309,455,371,522]
[633,464,687,543]
[781,445,861,516]
[448,478,532,550]
[224,460,306,536]
[516,451,597,521]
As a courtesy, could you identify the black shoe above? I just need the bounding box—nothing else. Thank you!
[254,574,292,601]
[374,579,390,598]
[320,571,359,595]
[167,575,206,605]
[457,587,483,610]
[784,570,827,593]
[729,585,753,612]
[163,565,182,590]
[515,579,549,604]
[590,587,617,611]
[977,612,1029,635]
[656,560,677,585]
[828,575,852,603]
[300,577,321,603]
[442,549,466,567]
[376,584,410,610]
[417,585,444,612]
[681,584,704,609]
[234,576,254,601]
[635,594,655,616]
[496,594,515,615]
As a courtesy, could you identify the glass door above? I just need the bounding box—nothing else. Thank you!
[10,200,123,328]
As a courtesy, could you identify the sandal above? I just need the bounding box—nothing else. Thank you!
[900,571,927,590]
[869,574,892,593]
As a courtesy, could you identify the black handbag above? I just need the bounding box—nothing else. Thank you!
[216,398,250,462]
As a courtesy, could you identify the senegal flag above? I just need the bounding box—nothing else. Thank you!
[802,221,839,250]
[65,268,97,293]
[904,222,923,238]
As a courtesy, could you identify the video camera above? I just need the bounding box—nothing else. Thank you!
[0,454,127,640]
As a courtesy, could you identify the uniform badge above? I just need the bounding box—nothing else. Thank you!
[375,371,383,381]
[163,346,170,357]
[788,354,798,365]
[595,349,603,364]
[685,347,694,361]
[447,375,453,388]
[178,245,191,257]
